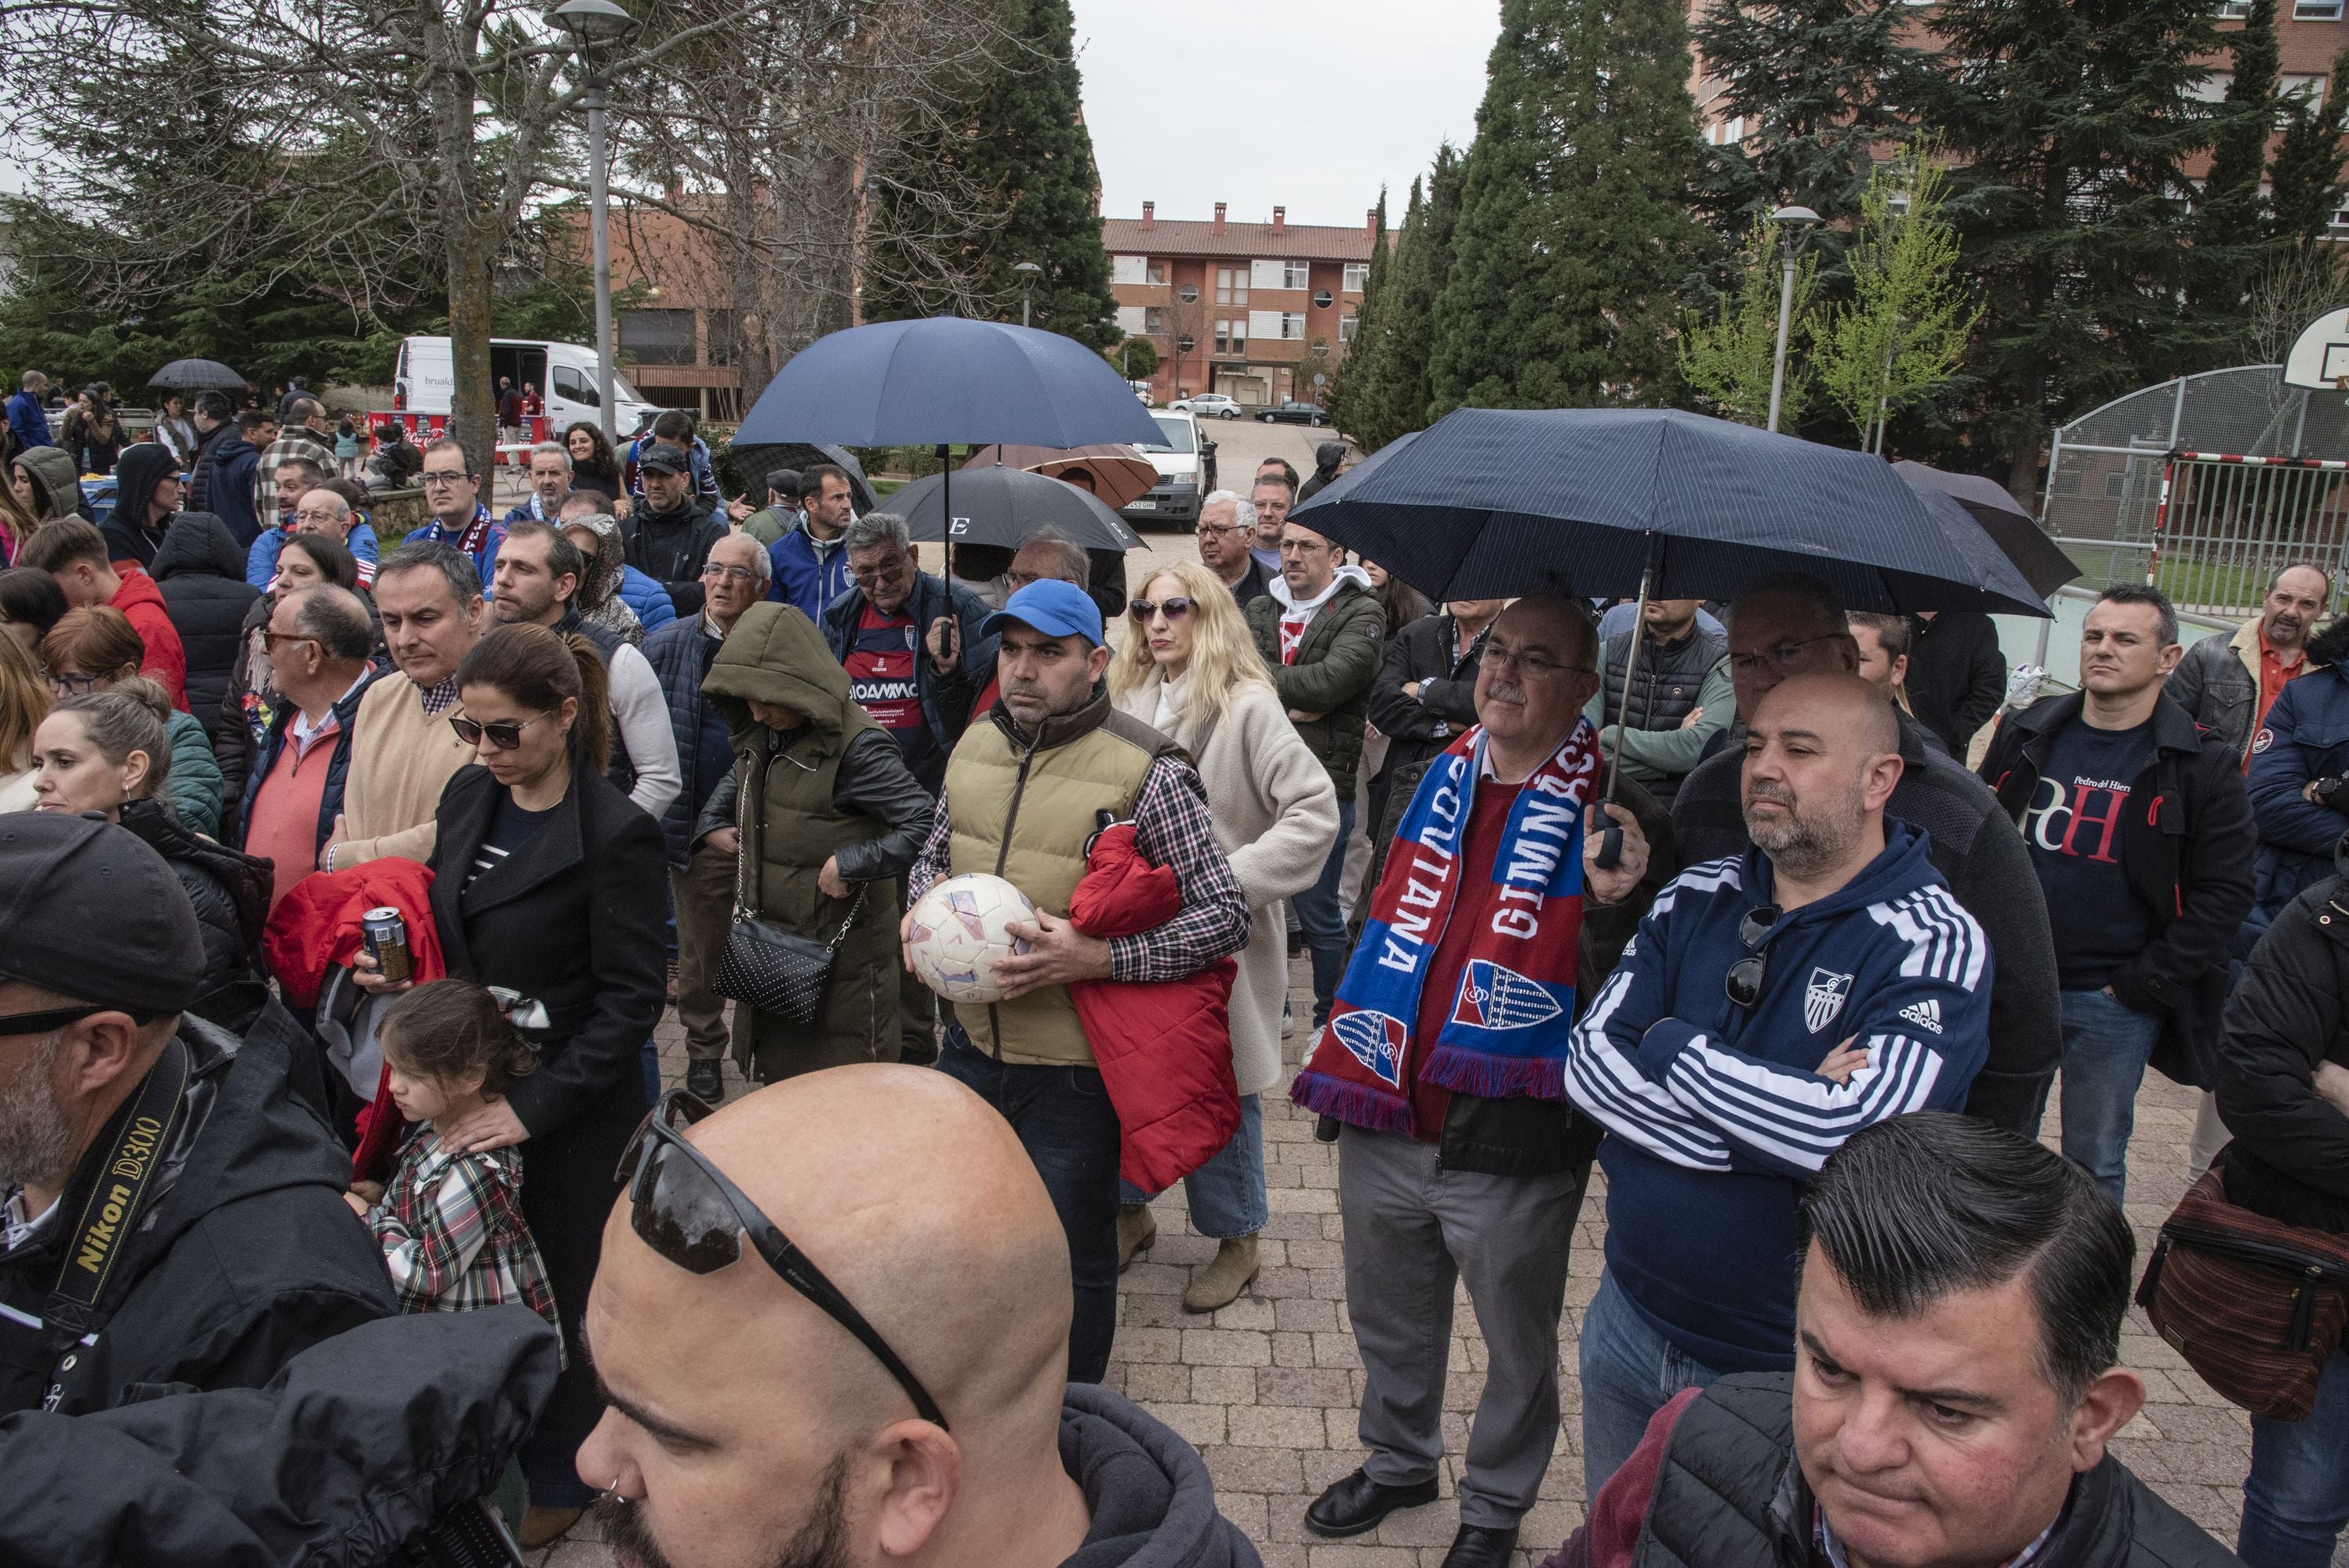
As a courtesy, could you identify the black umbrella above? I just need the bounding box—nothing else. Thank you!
[888,466,1144,554]
[147,358,249,392]
[724,440,877,513]
[1294,407,2050,864]
[1891,459,2080,601]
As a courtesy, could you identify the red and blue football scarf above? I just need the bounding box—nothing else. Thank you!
[1290,719,1601,1134]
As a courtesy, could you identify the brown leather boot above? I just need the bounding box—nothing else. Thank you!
[1116,1203,1157,1271]
[1182,1235,1260,1312]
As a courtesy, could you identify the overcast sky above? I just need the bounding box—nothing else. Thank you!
[1068,0,1497,231]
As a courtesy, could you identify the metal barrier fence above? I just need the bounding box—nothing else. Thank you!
[2040,365,2349,619]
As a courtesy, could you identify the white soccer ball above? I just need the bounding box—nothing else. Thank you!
[904,873,1039,1005]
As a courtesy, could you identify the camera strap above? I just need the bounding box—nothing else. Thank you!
[45,1036,191,1334]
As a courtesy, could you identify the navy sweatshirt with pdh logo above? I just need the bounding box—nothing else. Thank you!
[1566,820,1991,1372]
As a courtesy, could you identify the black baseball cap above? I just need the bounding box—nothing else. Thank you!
[0,814,203,1018]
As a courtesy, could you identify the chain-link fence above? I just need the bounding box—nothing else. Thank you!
[2042,365,2349,616]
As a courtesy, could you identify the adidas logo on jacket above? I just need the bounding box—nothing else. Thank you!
[1564,818,1991,1374]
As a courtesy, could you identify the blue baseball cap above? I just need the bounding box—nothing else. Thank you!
[982,579,1104,648]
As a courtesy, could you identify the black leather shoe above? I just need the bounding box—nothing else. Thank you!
[1440,1523,1519,1568]
[1304,1468,1440,1538]
[685,1059,724,1102]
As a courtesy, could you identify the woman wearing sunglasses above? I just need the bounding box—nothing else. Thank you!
[351,619,666,1545]
[1106,559,1341,1310]
[39,604,226,837]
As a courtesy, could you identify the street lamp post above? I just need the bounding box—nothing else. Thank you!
[1011,260,1042,328]
[1766,205,1821,435]
[553,0,641,445]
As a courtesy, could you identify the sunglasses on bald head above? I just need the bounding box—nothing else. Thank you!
[615,1089,948,1428]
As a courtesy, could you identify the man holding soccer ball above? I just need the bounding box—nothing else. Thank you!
[902,579,1251,1385]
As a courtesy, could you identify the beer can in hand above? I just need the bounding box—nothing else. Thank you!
[361,907,413,985]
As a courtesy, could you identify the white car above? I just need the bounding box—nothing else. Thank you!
[1170,392,1243,419]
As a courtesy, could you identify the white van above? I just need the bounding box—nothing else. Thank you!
[1122,408,1219,528]
[394,336,662,437]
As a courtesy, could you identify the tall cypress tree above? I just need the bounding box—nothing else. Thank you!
[1350,145,1469,448]
[2193,0,2282,307]
[2271,49,2349,251]
[1327,187,1390,445]
[1921,0,2227,494]
[1429,0,1706,414]
[861,0,1116,347]
[1689,0,1932,235]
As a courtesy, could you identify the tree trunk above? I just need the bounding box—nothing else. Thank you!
[445,215,497,477]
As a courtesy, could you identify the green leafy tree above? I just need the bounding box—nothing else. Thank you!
[1919,0,2228,493]
[2191,0,2284,312]
[862,0,1116,346]
[1429,0,1707,415]
[1334,152,1469,448]
[1813,145,1980,452]
[1689,0,1933,235]
[1679,216,1817,428]
[1109,334,1158,380]
[2271,49,2349,251]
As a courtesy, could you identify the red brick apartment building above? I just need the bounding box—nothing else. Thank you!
[1686,1,2349,223]
[1102,202,1380,408]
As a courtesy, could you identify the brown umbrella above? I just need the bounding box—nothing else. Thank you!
[964,442,1159,510]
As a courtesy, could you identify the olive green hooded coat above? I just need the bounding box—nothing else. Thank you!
[700,602,931,1080]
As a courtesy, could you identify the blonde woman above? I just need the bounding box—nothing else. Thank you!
[1109,557,1341,1310]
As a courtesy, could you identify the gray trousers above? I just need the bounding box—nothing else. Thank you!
[1337,1123,1585,1527]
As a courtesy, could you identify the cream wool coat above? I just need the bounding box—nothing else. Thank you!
[1116,668,1340,1096]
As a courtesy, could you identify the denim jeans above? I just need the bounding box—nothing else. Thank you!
[1292,797,1356,1028]
[1120,1094,1268,1240]
[935,1026,1122,1381]
[2240,1349,2349,1568]
[2057,987,2164,1204]
[1578,1269,1725,1502]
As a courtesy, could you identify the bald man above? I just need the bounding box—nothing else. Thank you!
[1565,672,1993,1497]
[579,1066,1262,1568]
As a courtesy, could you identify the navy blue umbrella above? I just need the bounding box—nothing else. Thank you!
[734,317,1164,449]
[1291,407,2049,618]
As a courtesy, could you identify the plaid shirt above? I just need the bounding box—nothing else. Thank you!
[367,1127,561,1337]
[255,427,336,523]
[911,748,1251,983]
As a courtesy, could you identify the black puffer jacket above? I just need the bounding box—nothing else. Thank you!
[2216,838,2349,1236]
[151,511,260,742]
[0,1309,557,1568]
[0,1000,394,1416]
[115,797,272,1030]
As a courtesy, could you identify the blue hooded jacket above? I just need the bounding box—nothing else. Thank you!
[1566,818,1991,1373]
[768,520,853,626]
[2247,625,2349,922]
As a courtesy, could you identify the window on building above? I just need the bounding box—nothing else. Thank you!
[2329,202,2349,236]
[1112,254,1148,285]
[1146,260,1167,285]
[2214,0,2252,13]
[2186,71,2231,103]
[619,308,696,366]
[1280,312,1307,340]
[1144,306,1166,335]
[705,309,737,366]
[1339,311,1358,343]
[2283,72,2329,103]
[1214,318,1251,354]
[1281,261,1309,289]
[2300,0,2345,16]
[1216,267,1247,306]
[1343,262,1371,292]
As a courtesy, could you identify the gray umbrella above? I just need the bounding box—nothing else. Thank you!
[147,358,249,391]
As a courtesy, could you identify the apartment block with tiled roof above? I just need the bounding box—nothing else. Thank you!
[1101,201,1381,408]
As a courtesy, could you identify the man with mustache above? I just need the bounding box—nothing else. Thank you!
[1534,1114,2231,1568]
[1567,671,1991,1497]
[2168,561,2329,766]
[578,1065,1262,1568]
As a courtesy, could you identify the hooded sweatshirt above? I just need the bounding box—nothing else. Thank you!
[100,441,183,568]
[560,511,644,645]
[151,513,263,738]
[15,444,84,525]
[1266,562,1371,664]
[1565,820,1991,1373]
[1055,1382,1264,1568]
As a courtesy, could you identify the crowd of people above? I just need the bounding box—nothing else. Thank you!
[0,388,2346,1568]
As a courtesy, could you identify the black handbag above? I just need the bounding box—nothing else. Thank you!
[712,752,868,1026]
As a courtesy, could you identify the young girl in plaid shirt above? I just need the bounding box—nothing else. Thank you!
[347,981,560,1333]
